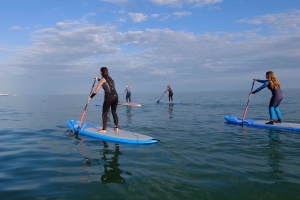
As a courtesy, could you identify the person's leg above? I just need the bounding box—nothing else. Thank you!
[126,93,129,102]
[266,96,276,124]
[101,99,111,132]
[111,97,119,130]
[129,93,131,103]
[274,98,283,123]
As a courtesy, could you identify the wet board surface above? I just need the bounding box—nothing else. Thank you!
[224,116,300,132]
[67,120,158,144]
[157,101,181,105]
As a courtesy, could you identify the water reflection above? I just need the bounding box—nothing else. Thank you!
[126,106,132,123]
[101,141,126,184]
[72,133,130,184]
[168,104,173,119]
[268,130,284,180]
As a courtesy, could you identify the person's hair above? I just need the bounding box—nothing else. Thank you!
[167,85,172,90]
[266,71,280,89]
[100,67,109,78]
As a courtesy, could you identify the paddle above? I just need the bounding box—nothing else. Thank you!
[77,79,97,132]
[241,80,255,126]
[156,92,165,103]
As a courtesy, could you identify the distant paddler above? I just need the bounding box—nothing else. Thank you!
[124,84,132,103]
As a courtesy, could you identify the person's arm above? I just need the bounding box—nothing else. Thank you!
[89,78,106,99]
[252,81,269,94]
[256,79,268,83]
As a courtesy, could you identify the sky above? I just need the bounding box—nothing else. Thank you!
[0,0,300,95]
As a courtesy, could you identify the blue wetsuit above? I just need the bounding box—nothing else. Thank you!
[124,88,131,103]
[252,80,283,121]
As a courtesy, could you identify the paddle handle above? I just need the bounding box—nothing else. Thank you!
[78,80,97,129]
[241,80,255,125]
[156,92,165,103]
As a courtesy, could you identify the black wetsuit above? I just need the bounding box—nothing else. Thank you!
[167,88,173,102]
[102,76,118,130]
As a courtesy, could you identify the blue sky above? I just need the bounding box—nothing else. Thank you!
[1,0,300,95]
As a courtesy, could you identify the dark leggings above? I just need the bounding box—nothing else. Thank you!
[102,95,118,130]
[169,92,173,102]
[126,93,131,102]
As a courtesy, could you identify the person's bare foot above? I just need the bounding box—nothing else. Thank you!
[98,129,106,133]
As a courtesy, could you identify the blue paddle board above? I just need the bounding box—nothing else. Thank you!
[157,101,181,105]
[95,103,102,106]
[67,120,158,144]
[224,116,300,132]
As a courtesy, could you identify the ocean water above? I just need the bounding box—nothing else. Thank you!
[0,89,300,200]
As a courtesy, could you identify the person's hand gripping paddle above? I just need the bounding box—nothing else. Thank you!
[241,80,255,126]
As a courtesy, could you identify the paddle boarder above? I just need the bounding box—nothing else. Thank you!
[165,85,173,103]
[124,84,132,103]
[250,71,283,125]
[88,67,119,133]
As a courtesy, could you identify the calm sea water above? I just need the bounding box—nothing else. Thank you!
[0,89,300,200]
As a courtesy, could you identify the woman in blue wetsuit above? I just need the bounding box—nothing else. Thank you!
[88,67,119,133]
[124,84,132,103]
[250,71,283,125]
[165,85,173,102]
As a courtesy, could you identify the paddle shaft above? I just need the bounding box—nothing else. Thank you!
[156,92,165,103]
[241,80,255,125]
[78,80,96,130]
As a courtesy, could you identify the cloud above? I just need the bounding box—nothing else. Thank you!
[117,17,127,22]
[102,0,127,4]
[128,12,148,22]
[151,0,223,7]
[3,11,300,93]
[151,14,160,18]
[10,26,22,30]
[237,9,300,31]
[0,45,9,51]
[172,11,192,18]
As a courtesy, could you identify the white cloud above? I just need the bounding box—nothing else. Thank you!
[117,17,127,22]
[128,13,148,23]
[151,14,160,18]
[10,26,22,30]
[151,0,223,7]
[237,10,300,31]
[3,11,300,93]
[0,45,9,51]
[172,11,192,18]
[102,0,127,4]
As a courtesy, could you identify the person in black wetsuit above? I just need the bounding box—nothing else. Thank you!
[88,67,119,133]
[165,85,173,102]
[250,71,283,125]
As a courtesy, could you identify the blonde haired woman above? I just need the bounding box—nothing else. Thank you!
[124,84,132,103]
[251,71,283,125]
